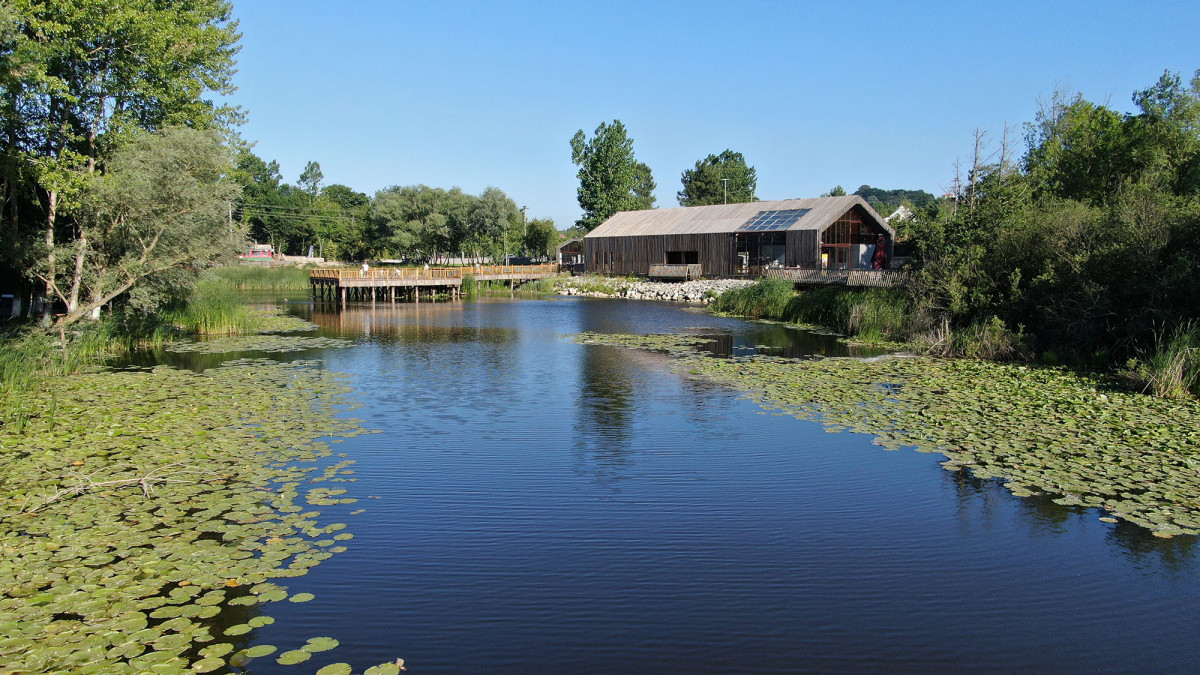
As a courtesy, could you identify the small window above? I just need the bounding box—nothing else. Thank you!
[667,251,699,264]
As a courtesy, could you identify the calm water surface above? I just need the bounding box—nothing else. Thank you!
[170,296,1199,673]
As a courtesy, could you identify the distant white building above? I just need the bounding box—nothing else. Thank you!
[885,205,914,223]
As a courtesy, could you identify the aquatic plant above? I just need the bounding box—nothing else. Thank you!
[167,335,351,354]
[571,331,1200,537]
[0,359,398,671]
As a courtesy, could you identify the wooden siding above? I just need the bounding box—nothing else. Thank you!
[585,233,736,277]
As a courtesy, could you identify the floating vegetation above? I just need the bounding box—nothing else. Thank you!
[167,335,352,354]
[571,332,1200,537]
[250,310,320,334]
[0,359,398,671]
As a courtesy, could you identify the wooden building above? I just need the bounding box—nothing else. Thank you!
[583,196,895,277]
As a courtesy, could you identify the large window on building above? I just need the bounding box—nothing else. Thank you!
[735,231,786,273]
[820,209,876,269]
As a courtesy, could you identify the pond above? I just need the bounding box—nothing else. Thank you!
[165,295,1200,672]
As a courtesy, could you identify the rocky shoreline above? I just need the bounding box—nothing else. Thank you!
[555,276,754,304]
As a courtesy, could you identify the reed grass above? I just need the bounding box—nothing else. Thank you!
[712,281,913,344]
[168,277,256,335]
[212,264,312,291]
[1124,322,1200,399]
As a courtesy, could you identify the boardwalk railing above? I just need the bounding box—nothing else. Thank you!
[310,263,560,282]
[764,268,908,288]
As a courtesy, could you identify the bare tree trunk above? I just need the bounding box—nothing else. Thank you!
[42,190,57,325]
[67,231,87,313]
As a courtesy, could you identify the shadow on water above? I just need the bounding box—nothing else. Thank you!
[944,461,1198,571]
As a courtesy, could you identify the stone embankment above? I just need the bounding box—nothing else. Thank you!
[555,277,754,304]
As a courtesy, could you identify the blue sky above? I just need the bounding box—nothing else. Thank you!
[226,1,1200,227]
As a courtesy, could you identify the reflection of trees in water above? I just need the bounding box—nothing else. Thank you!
[575,345,635,460]
[943,462,1197,568]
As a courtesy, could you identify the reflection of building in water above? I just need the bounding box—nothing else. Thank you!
[309,302,513,346]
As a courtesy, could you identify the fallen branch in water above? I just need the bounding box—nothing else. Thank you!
[22,463,225,514]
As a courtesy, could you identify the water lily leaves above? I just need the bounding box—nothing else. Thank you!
[0,359,368,671]
[244,644,277,658]
[317,664,354,675]
[200,643,233,658]
[364,663,403,675]
[277,649,312,665]
[289,592,315,603]
[302,637,339,652]
[191,657,225,672]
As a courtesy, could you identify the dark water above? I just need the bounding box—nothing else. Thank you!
[176,296,1200,673]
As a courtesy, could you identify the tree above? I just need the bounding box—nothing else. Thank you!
[523,217,557,259]
[677,150,757,206]
[1023,91,1128,204]
[0,0,240,323]
[298,161,324,200]
[570,120,654,230]
[46,127,241,326]
[467,187,520,261]
[632,162,657,210]
[823,185,847,197]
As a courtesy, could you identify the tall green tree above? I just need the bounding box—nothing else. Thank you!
[677,150,757,206]
[298,160,323,200]
[0,0,241,322]
[523,217,557,259]
[570,119,654,230]
[49,127,241,326]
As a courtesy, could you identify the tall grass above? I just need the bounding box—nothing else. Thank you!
[168,277,256,335]
[212,264,312,290]
[710,278,795,317]
[712,281,913,344]
[1124,322,1200,398]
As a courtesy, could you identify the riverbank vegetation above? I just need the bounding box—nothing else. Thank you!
[573,331,1200,537]
[212,265,314,291]
[712,70,1200,397]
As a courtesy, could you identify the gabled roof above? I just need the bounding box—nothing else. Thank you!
[584,196,894,238]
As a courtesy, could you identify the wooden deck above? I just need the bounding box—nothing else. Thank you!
[310,264,562,303]
[764,267,908,288]
[647,263,703,281]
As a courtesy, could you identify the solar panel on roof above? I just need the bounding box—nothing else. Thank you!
[738,209,811,232]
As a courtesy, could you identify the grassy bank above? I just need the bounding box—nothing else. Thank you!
[711,279,1198,397]
[572,331,1200,537]
[711,279,916,345]
[212,264,313,291]
[0,276,315,399]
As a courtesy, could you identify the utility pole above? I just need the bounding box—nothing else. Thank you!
[520,205,528,257]
[721,178,730,204]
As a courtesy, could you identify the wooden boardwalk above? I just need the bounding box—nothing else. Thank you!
[310,264,562,304]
